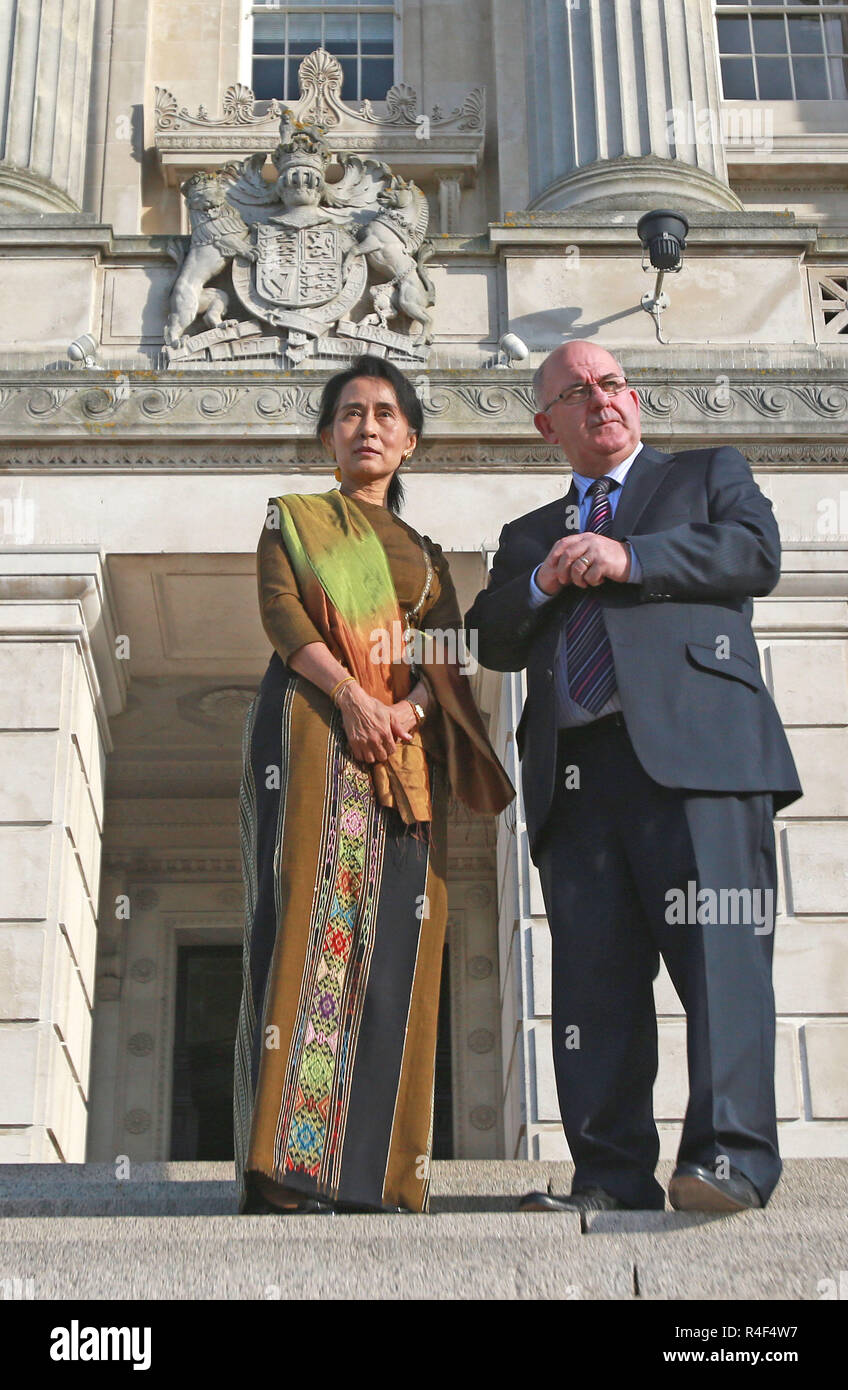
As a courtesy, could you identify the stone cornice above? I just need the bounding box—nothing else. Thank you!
[0,370,846,453]
[491,210,821,252]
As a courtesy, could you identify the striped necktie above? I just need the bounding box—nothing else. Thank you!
[565,477,619,713]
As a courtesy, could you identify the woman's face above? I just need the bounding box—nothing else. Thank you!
[323,376,416,498]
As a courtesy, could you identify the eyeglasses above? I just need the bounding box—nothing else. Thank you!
[541,375,629,412]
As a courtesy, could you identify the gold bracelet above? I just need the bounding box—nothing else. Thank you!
[330,675,355,705]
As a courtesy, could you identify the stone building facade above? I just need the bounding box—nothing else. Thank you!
[0,0,846,1169]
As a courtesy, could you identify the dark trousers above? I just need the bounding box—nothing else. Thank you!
[535,713,781,1210]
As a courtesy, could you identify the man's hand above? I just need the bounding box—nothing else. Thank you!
[536,533,631,592]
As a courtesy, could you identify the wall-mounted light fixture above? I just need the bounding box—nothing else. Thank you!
[67,333,100,368]
[496,332,530,368]
[637,210,689,344]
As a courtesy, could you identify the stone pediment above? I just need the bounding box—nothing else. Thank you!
[154,48,485,190]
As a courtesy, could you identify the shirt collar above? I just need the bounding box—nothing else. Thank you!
[571,440,644,501]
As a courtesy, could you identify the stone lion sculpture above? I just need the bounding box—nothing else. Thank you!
[344,176,435,344]
[164,171,257,348]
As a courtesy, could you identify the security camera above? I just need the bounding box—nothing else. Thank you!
[637,210,689,272]
[67,333,99,368]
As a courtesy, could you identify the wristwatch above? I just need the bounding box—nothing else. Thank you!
[409,701,426,726]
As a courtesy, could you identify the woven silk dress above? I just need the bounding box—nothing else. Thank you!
[234,494,510,1213]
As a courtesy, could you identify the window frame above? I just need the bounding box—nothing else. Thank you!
[246,0,401,107]
[714,1,848,101]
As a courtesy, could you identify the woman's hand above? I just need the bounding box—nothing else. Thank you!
[337,682,400,764]
[389,700,418,745]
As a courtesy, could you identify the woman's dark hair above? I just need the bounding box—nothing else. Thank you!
[316,354,424,514]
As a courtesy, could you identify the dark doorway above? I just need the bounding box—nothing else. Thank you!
[170,944,242,1160]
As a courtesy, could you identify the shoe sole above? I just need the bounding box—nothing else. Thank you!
[668,1175,756,1213]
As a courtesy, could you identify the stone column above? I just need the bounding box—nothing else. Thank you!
[436,173,463,234]
[491,0,532,215]
[84,862,129,1162]
[491,668,566,1158]
[0,0,97,214]
[98,0,152,234]
[0,550,126,1161]
[523,0,742,212]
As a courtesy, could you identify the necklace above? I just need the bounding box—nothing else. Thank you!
[403,540,433,673]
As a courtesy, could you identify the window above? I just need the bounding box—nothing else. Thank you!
[251,1,396,104]
[716,2,848,99]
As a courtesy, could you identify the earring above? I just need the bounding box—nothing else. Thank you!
[334,466,342,482]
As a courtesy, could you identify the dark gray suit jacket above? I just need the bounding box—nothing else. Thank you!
[465,444,803,856]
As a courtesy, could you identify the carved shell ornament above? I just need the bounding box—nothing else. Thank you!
[384,84,418,123]
[297,48,346,127]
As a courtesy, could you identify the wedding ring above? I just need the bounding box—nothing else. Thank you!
[578,556,590,568]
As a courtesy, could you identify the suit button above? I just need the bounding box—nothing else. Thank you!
[545,668,553,680]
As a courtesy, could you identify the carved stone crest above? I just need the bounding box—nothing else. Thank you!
[232,220,367,334]
[164,55,437,369]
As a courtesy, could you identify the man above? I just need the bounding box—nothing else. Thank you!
[466,341,802,1213]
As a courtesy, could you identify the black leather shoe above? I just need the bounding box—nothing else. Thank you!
[332,1199,414,1214]
[283,1198,336,1215]
[518,1186,629,1213]
[244,1191,335,1215]
[668,1162,763,1213]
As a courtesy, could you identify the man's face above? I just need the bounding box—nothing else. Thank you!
[533,344,641,477]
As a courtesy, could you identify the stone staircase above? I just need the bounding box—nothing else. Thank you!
[1,1159,847,1299]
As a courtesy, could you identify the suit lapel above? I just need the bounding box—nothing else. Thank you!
[610,443,676,539]
[543,480,579,549]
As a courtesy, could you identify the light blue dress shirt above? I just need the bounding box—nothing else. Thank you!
[527,441,644,727]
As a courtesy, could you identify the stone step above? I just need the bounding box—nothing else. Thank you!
[1,1161,846,1299]
[0,1206,846,1300]
[1,1158,847,1217]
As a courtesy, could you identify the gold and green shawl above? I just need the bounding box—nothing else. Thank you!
[272,489,431,825]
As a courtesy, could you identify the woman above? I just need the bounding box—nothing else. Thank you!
[234,354,513,1215]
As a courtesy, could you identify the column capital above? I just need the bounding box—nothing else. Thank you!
[0,547,128,734]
